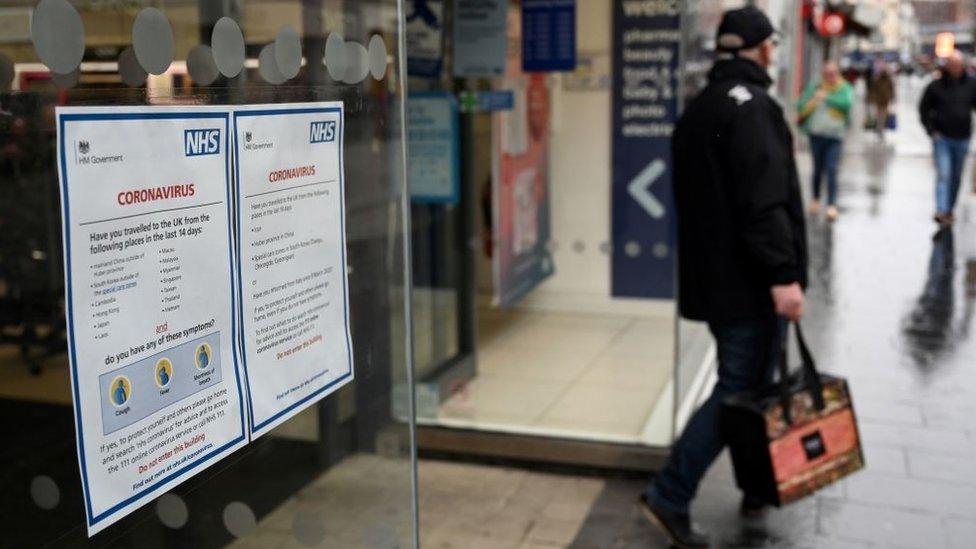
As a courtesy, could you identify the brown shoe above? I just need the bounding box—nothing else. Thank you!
[826,206,839,221]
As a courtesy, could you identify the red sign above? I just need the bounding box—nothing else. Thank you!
[820,13,846,36]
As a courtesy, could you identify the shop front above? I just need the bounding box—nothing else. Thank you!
[0,0,811,544]
[403,0,798,470]
[0,0,416,546]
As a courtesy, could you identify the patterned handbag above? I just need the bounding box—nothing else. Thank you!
[722,323,864,506]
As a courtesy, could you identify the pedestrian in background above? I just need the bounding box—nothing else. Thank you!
[638,7,808,548]
[920,50,976,227]
[798,62,855,221]
[868,62,896,139]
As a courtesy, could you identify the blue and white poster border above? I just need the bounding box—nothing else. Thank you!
[57,106,248,536]
[231,102,355,439]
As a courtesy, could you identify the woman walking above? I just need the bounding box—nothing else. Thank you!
[868,62,896,139]
[798,62,855,221]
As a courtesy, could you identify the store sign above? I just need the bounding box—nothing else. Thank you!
[610,0,679,299]
[453,0,508,77]
[406,0,445,77]
[56,102,352,535]
[522,0,577,72]
[407,92,460,203]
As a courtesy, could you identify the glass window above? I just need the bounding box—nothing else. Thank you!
[0,1,416,546]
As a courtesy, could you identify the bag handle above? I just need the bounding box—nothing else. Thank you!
[777,322,826,425]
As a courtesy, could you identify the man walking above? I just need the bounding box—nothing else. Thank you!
[919,50,976,226]
[638,7,807,548]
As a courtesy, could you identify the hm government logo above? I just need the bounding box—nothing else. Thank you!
[74,138,123,166]
[184,128,221,157]
[242,129,274,151]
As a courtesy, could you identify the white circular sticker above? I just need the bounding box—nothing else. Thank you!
[156,493,189,529]
[118,47,147,87]
[212,17,245,78]
[187,44,219,86]
[222,501,256,538]
[368,34,388,80]
[258,44,286,85]
[132,7,175,75]
[30,476,60,510]
[342,41,369,84]
[30,0,85,75]
[291,510,326,547]
[323,32,346,82]
[274,25,302,80]
[51,67,80,89]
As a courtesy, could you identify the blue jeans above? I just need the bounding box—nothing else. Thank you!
[646,315,786,514]
[809,135,843,206]
[934,137,971,215]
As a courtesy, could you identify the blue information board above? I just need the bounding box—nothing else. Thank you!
[522,0,576,72]
[610,1,680,299]
[407,92,460,203]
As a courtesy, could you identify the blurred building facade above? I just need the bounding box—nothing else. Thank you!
[912,0,975,53]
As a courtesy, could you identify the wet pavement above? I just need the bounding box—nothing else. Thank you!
[571,77,976,548]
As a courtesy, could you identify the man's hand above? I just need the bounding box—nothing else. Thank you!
[771,283,805,321]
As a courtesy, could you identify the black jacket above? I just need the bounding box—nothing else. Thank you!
[919,73,976,139]
[673,58,808,323]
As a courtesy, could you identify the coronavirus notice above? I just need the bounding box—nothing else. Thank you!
[56,107,247,536]
[233,102,354,439]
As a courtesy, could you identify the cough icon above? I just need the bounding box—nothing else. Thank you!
[109,376,131,407]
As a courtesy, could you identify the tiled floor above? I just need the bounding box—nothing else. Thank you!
[435,308,674,444]
[229,454,415,549]
[418,459,606,549]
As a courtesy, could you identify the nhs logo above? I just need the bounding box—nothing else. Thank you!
[184,129,221,156]
[309,121,337,144]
